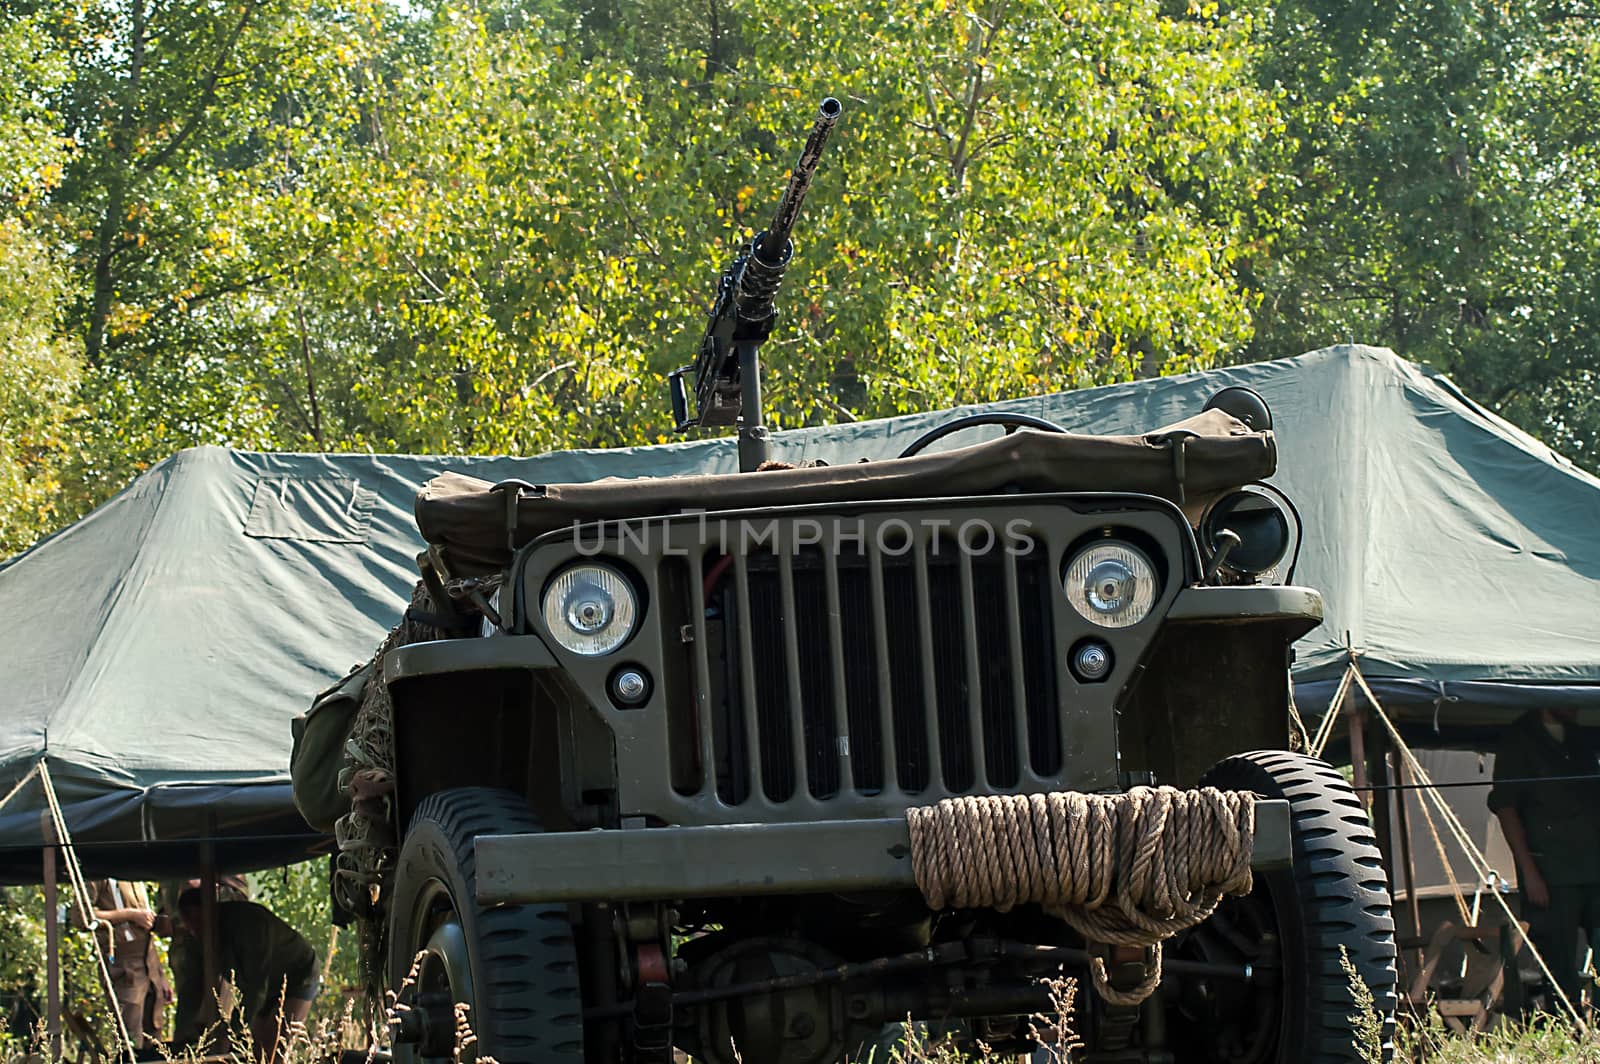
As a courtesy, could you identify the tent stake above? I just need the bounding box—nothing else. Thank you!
[42,812,61,1062]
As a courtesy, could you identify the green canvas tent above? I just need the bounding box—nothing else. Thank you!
[2,344,1597,881]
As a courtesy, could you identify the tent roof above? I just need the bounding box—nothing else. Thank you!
[2,344,1597,879]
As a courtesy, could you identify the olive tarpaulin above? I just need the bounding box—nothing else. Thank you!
[2,345,1597,882]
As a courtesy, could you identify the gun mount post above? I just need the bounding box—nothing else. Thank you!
[736,340,768,471]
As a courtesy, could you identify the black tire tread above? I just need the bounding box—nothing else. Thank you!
[395,787,585,1061]
[1202,751,1399,1063]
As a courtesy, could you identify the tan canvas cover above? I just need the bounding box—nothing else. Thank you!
[416,409,1274,576]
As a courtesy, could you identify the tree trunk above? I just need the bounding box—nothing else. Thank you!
[85,0,146,365]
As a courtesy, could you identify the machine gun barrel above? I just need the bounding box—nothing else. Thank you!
[735,96,843,322]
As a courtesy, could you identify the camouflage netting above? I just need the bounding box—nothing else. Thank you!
[332,579,467,1020]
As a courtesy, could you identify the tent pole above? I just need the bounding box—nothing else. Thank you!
[1395,757,1423,976]
[1368,722,1395,868]
[42,814,61,1062]
[1365,723,1399,976]
[200,840,218,1001]
[36,763,136,1061]
[1348,704,1370,797]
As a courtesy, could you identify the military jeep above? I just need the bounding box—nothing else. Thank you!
[338,99,1396,1064]
[349,393,1398,1064]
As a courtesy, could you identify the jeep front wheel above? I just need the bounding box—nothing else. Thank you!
[1170,751,1398,1063]
[387,787,585,1063]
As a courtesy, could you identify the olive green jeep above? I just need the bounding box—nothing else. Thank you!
[324,98,1396,1064]
[338,393,1397,1064]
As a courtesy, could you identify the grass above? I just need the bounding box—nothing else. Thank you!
[6,961,1600,1063]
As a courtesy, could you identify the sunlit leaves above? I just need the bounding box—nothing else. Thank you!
[270,0,1279,455]
[13,0,1592,556]
[1242,0,1600,471]
[0,223,81,556]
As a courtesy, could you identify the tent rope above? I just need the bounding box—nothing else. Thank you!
[1307,663,1355,760]
[1347,668,1588,1033]
[1407,769,1475,928]
[0,763,40,816]
[37,760,138,1062]
[1286,684,1312,753]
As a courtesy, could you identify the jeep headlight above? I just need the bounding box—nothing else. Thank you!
[1065,541,1157,628]
[541,564,638,656]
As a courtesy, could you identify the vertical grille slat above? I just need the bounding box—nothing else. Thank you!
[866,545,899,794]
[971,547,1019,788]
[958,547,987,790]
[1017,545,1063,776]
[708,553,750,805]
[776,551,812,799]
[822,548,857,795]
[1002,548,1032,781]
[927,546,972,792]
[912,539,944,791]
[685,553,718,797]
[792,553,840,798]
[730,552,768,801]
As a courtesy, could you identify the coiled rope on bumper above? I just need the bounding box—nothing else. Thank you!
[905,787,1257,1006]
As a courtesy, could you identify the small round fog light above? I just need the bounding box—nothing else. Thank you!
[609,666,652,707]
[1071,640,1114,683]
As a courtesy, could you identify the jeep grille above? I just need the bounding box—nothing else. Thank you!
[678,525,1061,806]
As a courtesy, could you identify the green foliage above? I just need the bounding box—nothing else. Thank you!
[0,0,1592,549]
[23,0,383,506]
[0,8,82,557]
[2,0,1592,549]
[213,0,1280,458]
[3,0,1286,529]
[1340,944,1386,1064]
[1401,1014,1600,1062]
[0,884,122,1058]
[1239,0,1600,471]
[0,226,82,557]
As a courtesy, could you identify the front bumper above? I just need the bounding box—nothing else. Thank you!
[474,798,1291,905]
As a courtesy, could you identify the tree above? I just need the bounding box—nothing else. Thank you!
[30,0,386,504]
[1239,0,1600,471]
[257,0,1284,458]
[0,227,81,558]
[0,9,82,557]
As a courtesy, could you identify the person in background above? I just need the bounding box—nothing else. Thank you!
[76,878,174,1052]
[1488,704,1600,1008]
[175,888,319,1062]
[159,875,252,1049]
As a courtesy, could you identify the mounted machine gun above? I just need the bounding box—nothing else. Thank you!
[669,96,843,471]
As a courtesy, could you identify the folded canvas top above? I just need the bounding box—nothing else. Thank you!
[415,408,1273,576]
